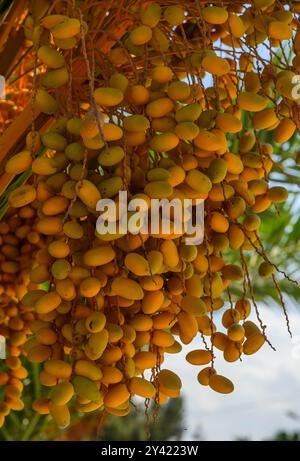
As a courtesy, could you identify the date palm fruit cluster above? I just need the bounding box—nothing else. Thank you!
[0,0,299,428]
[0,210,42,427]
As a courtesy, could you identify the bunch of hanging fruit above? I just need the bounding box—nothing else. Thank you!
[0,0,299,429]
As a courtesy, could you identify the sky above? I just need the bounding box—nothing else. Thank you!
[164,306,300,441]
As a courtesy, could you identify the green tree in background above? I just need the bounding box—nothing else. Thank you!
[101,398,185,441]
[271,431,300,441]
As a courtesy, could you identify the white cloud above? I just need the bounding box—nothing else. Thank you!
[164,307,300,441]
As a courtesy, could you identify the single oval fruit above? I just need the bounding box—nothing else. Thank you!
[72,376,101,402]
[5,151,32,175]
[186,349,213,365]
[202,55,230,76]
[130,25,152,45]
[111,277,144,300]
[125,253,150,276]
[44,360,72,379]
[203,6,228,24]
[146,97,174,118]
[42,67,69,89]
[140,3,161,27]
[104,383,130,408]
[98,146,125,166]
[83,245,115,267]
[94,87,124,106]
[37,45,65,68]
[129,377,156,398]
[50,381,74,406]
[76,179,101,209]
[150,132,179,152]
[8,185,36,208]
[157,369,182,398]
[209,374,234,394]
[186,170,212,194]
[35,292,61,315]
[133,351,157,370]
[36,89,58,114]
[144,180,173,198]
[181,296,207,316]
[74,360,103,381]
[51,18,80,39]
[49,402,70,428]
